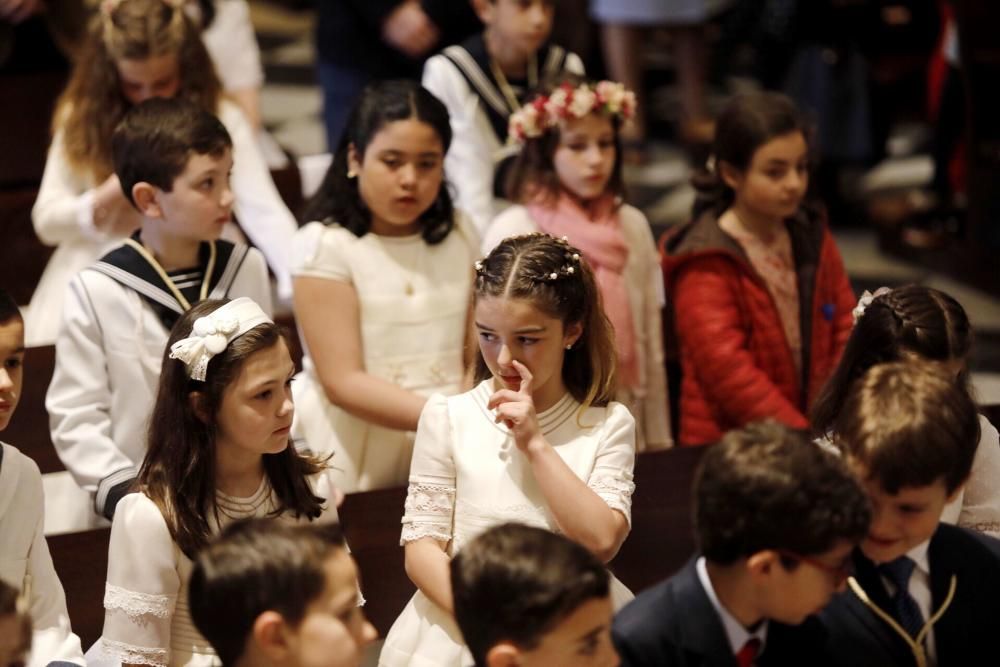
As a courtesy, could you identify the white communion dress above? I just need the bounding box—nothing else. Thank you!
[289,218,477,492]
[97,470,340,667]
[378,381,637,666]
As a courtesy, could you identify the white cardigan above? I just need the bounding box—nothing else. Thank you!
[29,100,294,345]
[0,443,85,667]
[481,204,672,450]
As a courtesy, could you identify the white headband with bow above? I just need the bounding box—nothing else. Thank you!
[851,287,892,325]
[169,297,272,381]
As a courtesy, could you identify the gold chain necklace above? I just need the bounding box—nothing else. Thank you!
[124,237,217,311]
[489,53,538,115]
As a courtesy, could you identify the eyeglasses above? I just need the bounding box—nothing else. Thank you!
[776,549,854,583]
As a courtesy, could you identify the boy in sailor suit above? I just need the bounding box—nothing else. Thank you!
[46,98,273,531]
[422,0,583,234]
[819,361,1000,667]
[0,290,85,667]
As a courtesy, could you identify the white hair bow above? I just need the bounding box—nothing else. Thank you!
[852,287,892,325]
[169,297,272,381]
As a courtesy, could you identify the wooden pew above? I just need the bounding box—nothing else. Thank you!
[339,446,707,637]
[47,528,111,651]
[5,345,63,474]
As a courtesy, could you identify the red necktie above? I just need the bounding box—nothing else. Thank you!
[736,637,761,667]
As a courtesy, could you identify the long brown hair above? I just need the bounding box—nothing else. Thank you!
[54,0,221,182]
[137,300,326,559]
[474,233,617,409]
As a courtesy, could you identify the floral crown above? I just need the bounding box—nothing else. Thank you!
[508,81,637,145]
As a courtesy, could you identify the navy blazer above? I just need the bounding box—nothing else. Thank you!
[612,558,830,667]
[819,524,1000,667]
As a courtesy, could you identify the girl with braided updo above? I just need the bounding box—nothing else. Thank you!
[812,284,1000,537]
[380,233,636,666]
[28,0,297,345]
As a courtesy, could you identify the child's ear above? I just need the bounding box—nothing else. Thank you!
[347,143,362,179]
[563,321,583,350]
[188,391,209,424]
[485,641,522,667]
[746,550,780,578]
[131,182,163,218]
[471,0,494,23]
[718,160,743,191]
[252,611,292,661]
[946,476,970,504]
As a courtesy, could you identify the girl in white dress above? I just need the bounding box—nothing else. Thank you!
[379,233,636,667]
[483,79,671,452]
[28,0,297,345]
[99,298,340,667]
[812,284,1000,538]
[291,80,478,493]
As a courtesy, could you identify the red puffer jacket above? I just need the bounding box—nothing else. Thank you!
[663,209,855,446]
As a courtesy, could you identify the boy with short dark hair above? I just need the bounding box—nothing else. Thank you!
[0,291,85,667]
[422,0,584,233]
[46,97,273,528]
[612,420,871,666]
[820,360,1000,667]
[189,519,376,667]
[451,522,619,667]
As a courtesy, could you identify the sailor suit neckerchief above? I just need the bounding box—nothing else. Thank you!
[91,231,248,331]
[442,34,570,146]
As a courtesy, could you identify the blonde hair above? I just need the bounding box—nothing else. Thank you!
[54,0,221,180]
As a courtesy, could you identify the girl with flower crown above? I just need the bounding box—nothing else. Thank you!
[664,91,856,446]
[482,77,671,451]
[379,233,635,666]
[98,298,340,667]
[27,0,297,346]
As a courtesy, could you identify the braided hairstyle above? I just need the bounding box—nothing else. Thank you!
[811,284,972,435]
[473,233,617,410]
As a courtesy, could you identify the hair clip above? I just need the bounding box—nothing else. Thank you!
[852,287,892,325]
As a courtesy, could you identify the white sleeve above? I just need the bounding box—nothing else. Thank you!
[400,394,456,545]
[200,0,264,92]
[957,415,1000,538]
[18,456,86,667]
[423,56,497,237]
[290,222,352,283]
[101,494,179,667]
[46,276,138,518]
[633,212,672,449]
[588,403,637,526]
[222,103,297,299]
[32,129,106,247]
[565,51,585,76]
[239,246,274,317]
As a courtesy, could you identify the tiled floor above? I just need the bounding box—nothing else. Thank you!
[250,2,1000,407]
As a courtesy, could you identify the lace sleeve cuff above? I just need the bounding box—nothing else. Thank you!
[589,474,636,526]
[399,482,455,545]
[100,637,168,667]
[103,583,173,622]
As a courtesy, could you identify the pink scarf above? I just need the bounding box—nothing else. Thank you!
[528,193,639,389]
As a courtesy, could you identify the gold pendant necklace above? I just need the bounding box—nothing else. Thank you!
[489,53,538,115]
[124,237,217,311]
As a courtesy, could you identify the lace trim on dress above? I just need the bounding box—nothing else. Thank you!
[101,637,168,667]
[962,519,1000,535]
[589,475,636,522]
[104,583,172,621]
[400,524,453,546]
[403,482,456,515]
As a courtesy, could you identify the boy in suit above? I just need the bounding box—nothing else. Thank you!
[819,360,1000,667]
[612,420,871,666]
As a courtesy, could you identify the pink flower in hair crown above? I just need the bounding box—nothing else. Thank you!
[507,80,637,145]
